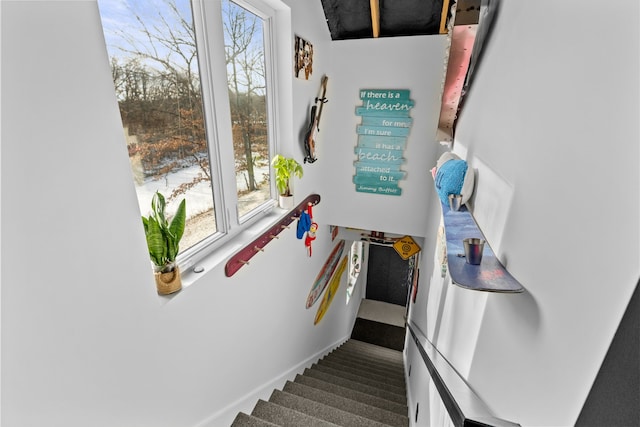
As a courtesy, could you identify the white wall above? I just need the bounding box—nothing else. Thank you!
[407,1,639,426]
[317,35,448,237]
[284,0,332,203]
[4,0,637,426]
[0,1,365,426]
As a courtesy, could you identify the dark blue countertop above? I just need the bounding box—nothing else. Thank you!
[441,201,524,293]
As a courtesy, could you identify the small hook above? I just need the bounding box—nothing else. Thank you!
[254,246,264,252]
[239,260,250,265]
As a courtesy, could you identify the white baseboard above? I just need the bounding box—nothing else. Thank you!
[193,335,349,427]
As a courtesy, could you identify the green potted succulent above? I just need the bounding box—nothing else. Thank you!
[141,191,186,295]
[271,154,304,209]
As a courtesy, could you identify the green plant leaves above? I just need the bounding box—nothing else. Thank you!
[271,154,303,196]
[141,191,186,268]
[144,216,167,266]
[151,191,168,228]
[167,198,186,261]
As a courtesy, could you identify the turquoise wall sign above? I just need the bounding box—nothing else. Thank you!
[359,89,411,100]
[354,161,404,173]
[357,135,407,150]
[354,147,405,164]
[354,184,402,196]
[361,116,413,127]
[353,170,407,183]
[354,89,413,196]
[356,125,410,137]
[355,107,411,117]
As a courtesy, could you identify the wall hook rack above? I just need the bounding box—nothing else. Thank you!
[224,194,321,277]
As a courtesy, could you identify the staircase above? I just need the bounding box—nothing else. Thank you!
[231,339,408,427]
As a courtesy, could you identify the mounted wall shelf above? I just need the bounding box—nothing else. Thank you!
[225,194,321,277]
[440,200,524,293]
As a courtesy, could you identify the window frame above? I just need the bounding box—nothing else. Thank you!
[177,0,284,270]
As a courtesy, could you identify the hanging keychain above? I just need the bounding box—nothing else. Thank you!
[297,202,316,257]
[305,222,318,256]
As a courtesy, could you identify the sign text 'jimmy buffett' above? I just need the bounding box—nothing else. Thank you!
[353,89,413,196]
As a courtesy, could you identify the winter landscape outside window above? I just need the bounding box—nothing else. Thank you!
[98,0,276,264]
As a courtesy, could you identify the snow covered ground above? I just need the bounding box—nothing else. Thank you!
[133,162,271,249]
[135,164,215,217]
[134,163,269,215]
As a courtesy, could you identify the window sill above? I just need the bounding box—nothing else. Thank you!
[156,194,321,303]
[156,205,295,303]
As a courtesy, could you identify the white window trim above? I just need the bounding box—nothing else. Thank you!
[172,0,293,280]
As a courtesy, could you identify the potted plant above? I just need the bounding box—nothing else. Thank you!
[271,154,304,209]
[141,191,186,295]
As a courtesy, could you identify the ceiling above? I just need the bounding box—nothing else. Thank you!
[320,0,484,142]
[320,0,480,40]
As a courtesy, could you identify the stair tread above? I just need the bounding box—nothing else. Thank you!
[317,359,405,387]
[233,339,409,426]
[343,339,404,356]
[251,399,340,427]
[282,381,409,427]
[350,318,406,351]
[331,347,405,371]
[325,352,405,376]
[309,363,406,397]
[269,389,389,427]
[341,340,404,364]
[294,374,408,415]
[231,412,280,427]
[303,367,407,405]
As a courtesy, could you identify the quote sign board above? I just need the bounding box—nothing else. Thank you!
[354,89,414,196]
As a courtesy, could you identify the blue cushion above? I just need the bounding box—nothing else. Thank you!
[435,159,468,204]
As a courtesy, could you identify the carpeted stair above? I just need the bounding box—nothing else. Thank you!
[231,339,408,427]
[350,317,405,351]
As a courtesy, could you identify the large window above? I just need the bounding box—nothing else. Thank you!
[98,0,277,265]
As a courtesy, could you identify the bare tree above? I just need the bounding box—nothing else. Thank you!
[104,0,267,200]
[223,1,267,193]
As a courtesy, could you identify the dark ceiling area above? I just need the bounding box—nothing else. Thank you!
[320,0,480,41]
[319,0,487,141]
[321,0,446,40]
[378,0,445,37]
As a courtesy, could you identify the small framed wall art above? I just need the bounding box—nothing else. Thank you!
[294,35,313,80]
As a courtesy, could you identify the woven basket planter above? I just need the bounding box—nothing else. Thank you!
[155,266,182,295]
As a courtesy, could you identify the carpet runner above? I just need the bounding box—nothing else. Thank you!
[231,339,408,426]
[350,317,405,351]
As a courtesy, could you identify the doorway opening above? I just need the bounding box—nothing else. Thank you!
[366,244,417,307]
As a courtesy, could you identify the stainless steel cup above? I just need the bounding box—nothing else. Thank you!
[463,238,485,265]
[448,194,463,211]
